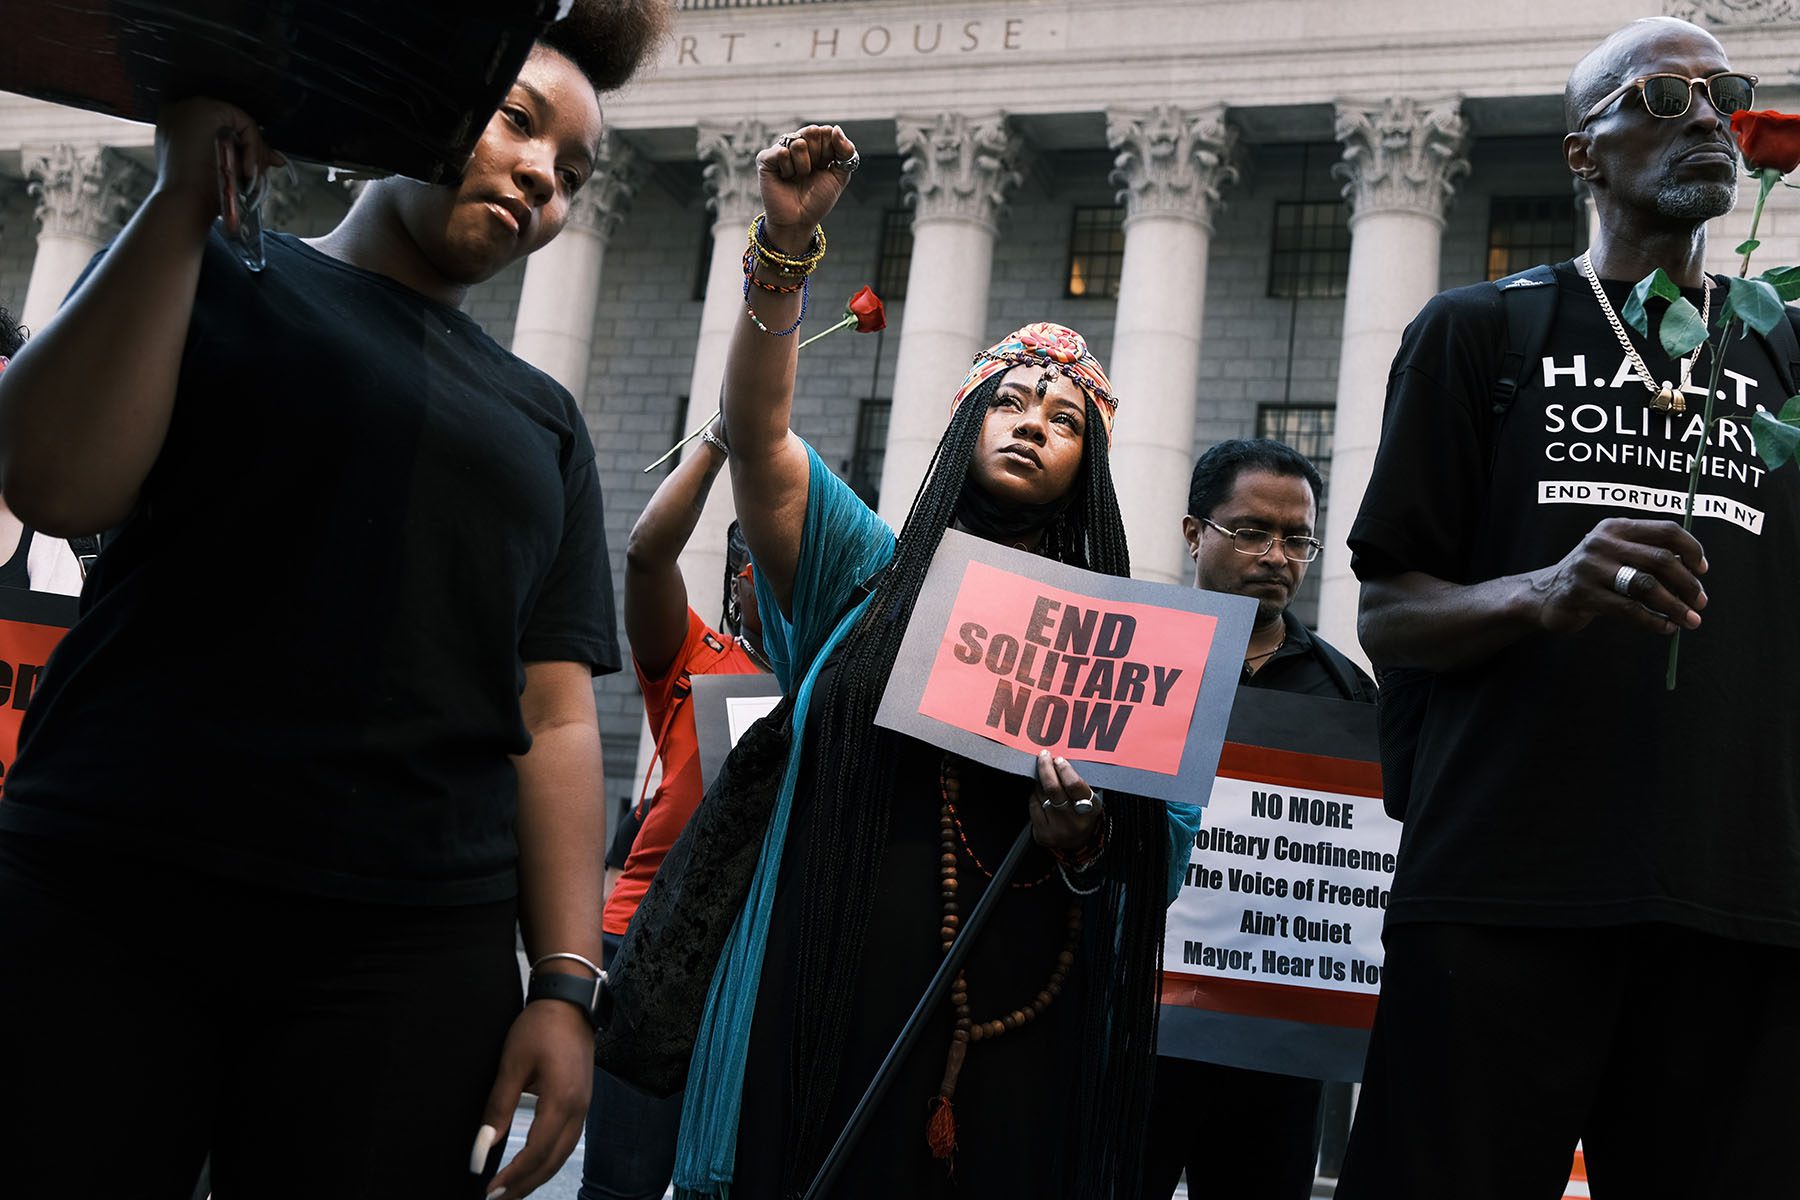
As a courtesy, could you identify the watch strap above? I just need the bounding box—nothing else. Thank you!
[526,970,609,1031]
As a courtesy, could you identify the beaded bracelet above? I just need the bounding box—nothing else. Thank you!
[742,247,805,294]
[744,270,809,337]
[1053,812,1111,872]
[747,213,827,277]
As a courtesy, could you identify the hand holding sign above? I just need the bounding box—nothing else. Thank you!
[1026,750,1103,853]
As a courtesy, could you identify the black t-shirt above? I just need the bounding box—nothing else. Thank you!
[1349,262,1800,947]
[0,231,621,903]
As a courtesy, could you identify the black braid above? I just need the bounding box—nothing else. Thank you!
[723,520,749,634]
[781,380,1169,1196]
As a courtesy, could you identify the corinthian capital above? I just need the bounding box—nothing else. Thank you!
[897,113,1025,232]
[568,133,644,241]
[1106,104,1238,229]
[696,119,774,225]
[1332,98,1469,226]
[25,144,152,243]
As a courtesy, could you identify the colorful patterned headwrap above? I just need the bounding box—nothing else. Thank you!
[951,322,1119,444]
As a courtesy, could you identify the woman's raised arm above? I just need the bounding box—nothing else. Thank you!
[0,100,279,536]
[721,123,856,615]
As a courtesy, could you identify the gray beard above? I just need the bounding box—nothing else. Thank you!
[1656,175,1737,220]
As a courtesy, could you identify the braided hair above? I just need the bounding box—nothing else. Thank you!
[779,373,1167,1196]
[722,519,750,635]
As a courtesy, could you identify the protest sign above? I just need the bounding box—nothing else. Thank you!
[693,673,783,793]
[0,587,77,798]
[874,529,1255,804]
[0,0,564,182]
[1159,688,1396,1082]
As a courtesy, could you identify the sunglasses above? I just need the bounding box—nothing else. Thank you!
[1579,72,1757,130]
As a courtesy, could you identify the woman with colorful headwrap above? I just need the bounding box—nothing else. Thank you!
[669,124,1200,1200]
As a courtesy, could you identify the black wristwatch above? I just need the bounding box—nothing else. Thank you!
[526,969,611,1032]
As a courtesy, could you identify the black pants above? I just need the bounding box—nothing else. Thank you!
[0,831,522,1199]
[1337,922,1800,1200]
[1141,1058,1322,1199]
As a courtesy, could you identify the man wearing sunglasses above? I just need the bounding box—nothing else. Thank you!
[1142,438,1373,1200]
[1339,16,1800,1199]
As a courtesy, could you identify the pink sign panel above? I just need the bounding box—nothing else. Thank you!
[915,560,1219,776]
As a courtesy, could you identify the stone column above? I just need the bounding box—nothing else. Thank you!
[1104,105,1238,583]
[511,133,642,399]
[675,119,773,608]
[1314,98,1469,661]
[877,113,1025,526]
[20,145,150,332]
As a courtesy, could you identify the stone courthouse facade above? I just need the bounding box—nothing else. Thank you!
[1,0,1796,806]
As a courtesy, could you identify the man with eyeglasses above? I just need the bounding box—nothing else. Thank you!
[1141,437,1373,1200]
[1337,16,1800,1199]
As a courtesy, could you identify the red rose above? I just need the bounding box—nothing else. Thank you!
[1732,109,1800,175]
[847,285,886,333]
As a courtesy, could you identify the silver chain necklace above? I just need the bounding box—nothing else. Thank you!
[1578,251,1713,414]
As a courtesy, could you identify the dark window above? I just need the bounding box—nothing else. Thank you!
[692,223,713,302]
[1066,206,1125,299]
[1267,202,1351,298]
[849,397,891,506]
[875,209,913,301]
[1487,195,1583,281]
[1256,404,1336,501]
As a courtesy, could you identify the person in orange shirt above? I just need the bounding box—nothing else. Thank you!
[583,417,768,1200]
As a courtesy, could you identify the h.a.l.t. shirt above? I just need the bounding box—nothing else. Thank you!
[1350,262,1800,948]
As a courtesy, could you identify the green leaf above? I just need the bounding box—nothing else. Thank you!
[1756,265,1800,302]
[1727,276,1787,338]
[1781,394,1800,423]
[1752,410,1800,470]
[1736,238,1762,256]
[1622,268,1681,339]
[1657,297,1709,358]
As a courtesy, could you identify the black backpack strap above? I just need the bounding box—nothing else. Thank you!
[1755,307,1800,401]
[67,534,101,578]
[1489,264,1560,436]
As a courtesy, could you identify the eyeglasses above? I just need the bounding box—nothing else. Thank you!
[1200,517,1323,563]
[1579,72,1757,130]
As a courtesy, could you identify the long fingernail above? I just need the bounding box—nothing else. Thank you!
[470,1124,498,1174]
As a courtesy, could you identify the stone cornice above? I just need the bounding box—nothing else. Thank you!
[896,112,1024,232]
[568,134,644,240]
[695,118,773,223]
[1332,97,1469,227]
[1665,0,1799,23]
[24,144,150,243]
[1106,104,1238,230]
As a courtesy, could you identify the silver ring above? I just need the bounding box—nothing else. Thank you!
[829,152,860,174]
[1042,796,1070,811]
[1612,565,1642,597]
[778,134,795,149]
[1073,789,1099,815]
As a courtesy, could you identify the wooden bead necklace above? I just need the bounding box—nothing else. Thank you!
[928,754,1083,1165]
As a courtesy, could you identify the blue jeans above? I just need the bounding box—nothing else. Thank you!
[579,933,684,1200]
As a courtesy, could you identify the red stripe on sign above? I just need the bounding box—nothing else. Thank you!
[1216,743,1383,800]
[1160,970,1378,1030]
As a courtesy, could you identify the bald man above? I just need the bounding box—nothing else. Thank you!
[1338,17,1800,1198]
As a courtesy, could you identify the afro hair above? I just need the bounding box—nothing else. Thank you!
[539,0,676,95]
